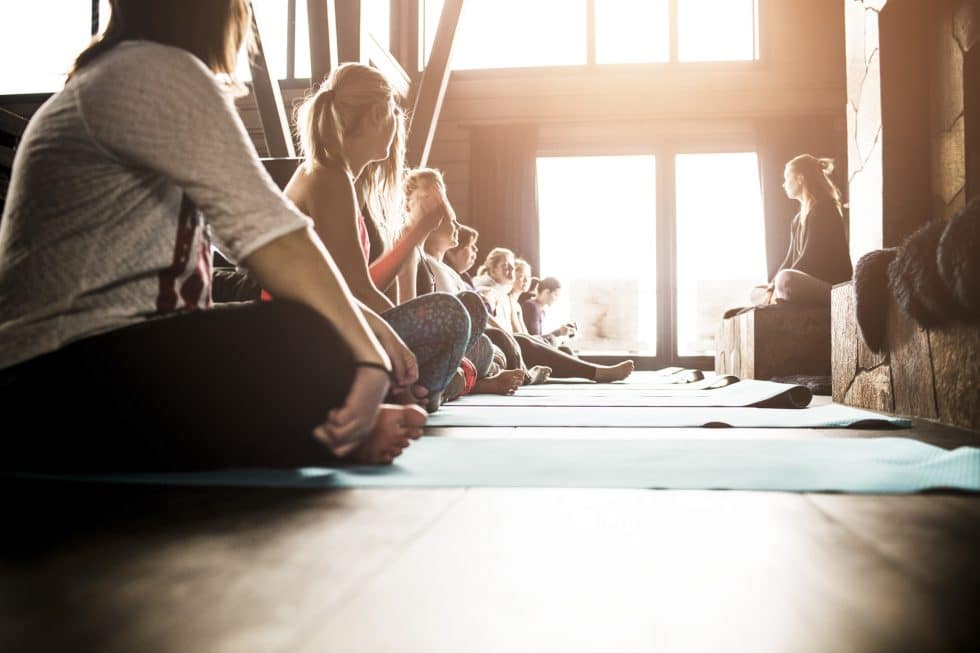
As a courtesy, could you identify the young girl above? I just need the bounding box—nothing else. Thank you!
[751,154,852,305]
[408,168,524,396]
[0,0,425,471]
[285,63,482,411]
[475,249,635,383]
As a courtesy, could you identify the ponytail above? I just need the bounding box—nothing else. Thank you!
[297,87,347,173]
[787,153,843,215]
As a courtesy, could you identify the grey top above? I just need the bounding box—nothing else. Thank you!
[0,41,311,369]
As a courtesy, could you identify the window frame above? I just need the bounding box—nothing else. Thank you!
[425,0,764,76]
[535,137,765,370]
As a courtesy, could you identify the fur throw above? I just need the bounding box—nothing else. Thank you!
[937,196,980,317]
[853,248,896,353]
[887,218,962,328]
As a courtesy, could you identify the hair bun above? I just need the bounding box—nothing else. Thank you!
[819,157,835,174]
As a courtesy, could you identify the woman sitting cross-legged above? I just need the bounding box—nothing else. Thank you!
[441,226,552,385]
[475,250,635,383]
[284,62,485,412]
[521,276,577,352]
[406,168,524,397]
[750,154,853,306]
[0,0,425,471]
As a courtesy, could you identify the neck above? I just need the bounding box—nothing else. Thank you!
[344,140,374,180]
[424,240,449,260]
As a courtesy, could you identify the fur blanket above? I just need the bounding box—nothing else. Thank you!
[854,197,980,350]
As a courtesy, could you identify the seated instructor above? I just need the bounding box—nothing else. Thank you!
[751,154,852,306]
[0,0,427,471]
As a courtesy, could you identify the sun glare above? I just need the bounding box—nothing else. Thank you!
[537,155,658,355]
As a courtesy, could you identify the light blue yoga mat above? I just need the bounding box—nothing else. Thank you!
[426,403,911,428]
[17,437,980,493]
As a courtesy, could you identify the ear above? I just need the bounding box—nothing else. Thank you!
[370,102,388,125]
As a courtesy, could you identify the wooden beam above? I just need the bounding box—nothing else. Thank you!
[248,6,296,157]
[0,107,27,139]
[308,0,339,88]
[286,0,296,79]
[406,0,464,168]
[390,0,420,77]
[366,33,411,99]
[336,0,365,63]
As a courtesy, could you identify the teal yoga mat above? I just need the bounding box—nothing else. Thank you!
[17,437,980,493]
[454,379,811,408]
[426,403,911,428]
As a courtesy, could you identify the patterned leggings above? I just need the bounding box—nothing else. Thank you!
[381,292,474,393]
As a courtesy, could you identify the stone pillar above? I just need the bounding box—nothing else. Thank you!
[845,0,934,261]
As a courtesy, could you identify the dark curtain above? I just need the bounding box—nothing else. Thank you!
[755,116,847,280]
[468,125,541,274]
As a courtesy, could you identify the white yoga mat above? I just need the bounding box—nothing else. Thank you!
[425,403,911,428]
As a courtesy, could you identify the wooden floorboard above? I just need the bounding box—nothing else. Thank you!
[2,391,979,652]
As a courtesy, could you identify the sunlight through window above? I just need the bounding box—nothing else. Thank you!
[595,0,669,64]
[678,0,758,62]
[0,2,93,94]
[675,152,767,356]
[425,0,587,69]
[537,156,657,355]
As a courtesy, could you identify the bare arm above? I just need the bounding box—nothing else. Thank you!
[289,167,394,315]
[243,227,389,370]
[369,186,449,297]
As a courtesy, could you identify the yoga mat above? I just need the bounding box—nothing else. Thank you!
[426,403,911,428]
[456,379,811,408]
[520,375,740,394]
[16,437,980,493]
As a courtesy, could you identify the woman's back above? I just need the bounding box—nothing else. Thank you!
[779,200,852,285]
[0,41,309,370]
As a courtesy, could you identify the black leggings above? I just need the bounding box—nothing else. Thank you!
[1,300,355,473]
[513,333,597,380]
[483,326,597,380]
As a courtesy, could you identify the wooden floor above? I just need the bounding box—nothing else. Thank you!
[3,396,980,652]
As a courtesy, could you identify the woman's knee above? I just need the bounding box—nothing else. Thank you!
[265,300,354,369]
[456,291,489,332]
[773,270,796,301]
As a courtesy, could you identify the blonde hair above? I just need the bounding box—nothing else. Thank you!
[358,111,406,240]
[403,167,447,209]
[786,154,843,215]
[295,62,398,176]
[69,0,249,83]
[477,247,515,277]
[514,258,531,276]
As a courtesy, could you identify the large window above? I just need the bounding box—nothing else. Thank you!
[0,1,96,94]
[425,0,759,69]
[537,155,658,355]
[537,151,766,362]
[675,152,766,356]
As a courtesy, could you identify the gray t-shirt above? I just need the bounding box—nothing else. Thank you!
[0,41,311,369]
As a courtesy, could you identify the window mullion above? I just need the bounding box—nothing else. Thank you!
[668,0,678,63]
[656,150,677,363]
[287,0,297,79]
[586,0,596,66]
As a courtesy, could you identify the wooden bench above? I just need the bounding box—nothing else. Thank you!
[832,281,980,432]
[715,303,832,380]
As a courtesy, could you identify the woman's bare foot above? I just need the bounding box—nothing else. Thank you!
[525,365,552,385]
[442,368,467,403]
[390,383,429,406]
[472,368,524,395]
[348,404,427,465]
[594,360,635,383]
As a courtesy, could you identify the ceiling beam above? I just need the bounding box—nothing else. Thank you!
[406,0,464,168]
[248,5,295,157]
[308,0,339,88]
